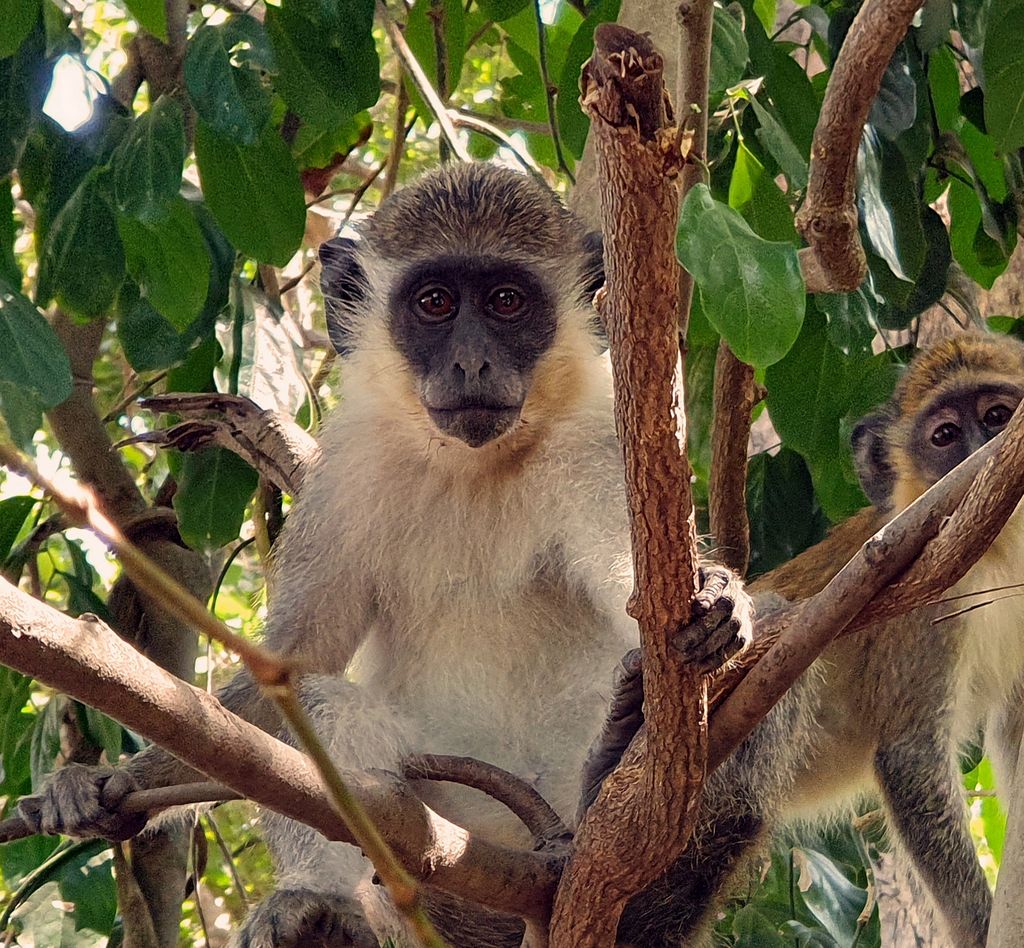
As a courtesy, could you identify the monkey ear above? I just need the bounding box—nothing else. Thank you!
[319,236,365,357]
[851,411,896,509]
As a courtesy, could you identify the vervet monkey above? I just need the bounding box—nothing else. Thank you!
[604,332,1024,947]
[17,163,754,946]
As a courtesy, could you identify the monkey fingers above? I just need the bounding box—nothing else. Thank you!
[17,763,145,841]
[675,565,754,672]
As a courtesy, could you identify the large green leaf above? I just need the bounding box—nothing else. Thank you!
[0,276,72,407]
[983,0,1024,150]
[0,496,36,562]
[727,143,798,244]
[747,94,808,190]
[764,306,849,460]
[122,0,167,41]
[0,24,48,176]
[747,448,828,578]
[266,0,379,131]
[401,0,463,122]
[194,120,305,266]
[677,184,804,369]
[710,5,749,97]
[173,448,259,550]
[116,286,189,371]
[476,0,531,20]
[0,0,40,58]
[112,96,186,221]
[36,168,125,318]
[857,127,925,284]
[184,18,273,145]
[118,196,210,330]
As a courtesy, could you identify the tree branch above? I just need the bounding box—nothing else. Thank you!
[550,24,703,946]
[124,392,321,496]
[707,401,1024,771]
[708,341,755,574]
[794,0,923,293]
[0,576,559,922]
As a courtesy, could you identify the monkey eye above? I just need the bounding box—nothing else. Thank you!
[983,404,1014,429]
[415,287,457,322]
[931,422,961,447]
[487,287,524,318]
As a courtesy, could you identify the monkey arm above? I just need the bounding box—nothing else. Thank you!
[16,668,280,840]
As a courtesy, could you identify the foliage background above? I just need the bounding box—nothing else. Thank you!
[0,0,1021,942]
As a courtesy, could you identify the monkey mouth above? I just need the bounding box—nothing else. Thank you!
[425,403,522,447]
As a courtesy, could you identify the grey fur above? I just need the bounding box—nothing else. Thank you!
[19,166,753,947]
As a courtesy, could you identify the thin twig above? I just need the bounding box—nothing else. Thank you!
[0,440,448,948]
[378,0,471,162]
[533,0,574,183]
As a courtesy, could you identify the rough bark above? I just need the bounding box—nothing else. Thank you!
[549,24,704,947]
[708,342,756,574]
[794,0,924,292]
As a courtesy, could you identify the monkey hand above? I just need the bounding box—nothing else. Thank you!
[16,763,146,841]
[233,889,377,948]
[673,564,753,673]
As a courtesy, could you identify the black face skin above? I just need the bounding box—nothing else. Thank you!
[911,382,1023,483]
[388,255,558,447]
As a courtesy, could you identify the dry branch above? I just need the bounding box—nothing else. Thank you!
[795,0,923,292]
[708,342,756,574]
[126,393,321,496]
[707,402,1024,771]
[549,23,705,946]
[0,575,558,921]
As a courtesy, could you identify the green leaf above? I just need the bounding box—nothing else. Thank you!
[0,182,19,285]
[118,196,210,330]
[184,18,272,145]
[173,448,258,550]
[793,847,870,945]
[78,704,122,764]
[122,0,167,41]
[727,143,798,243]
[747,94,808,190]
[747,448,829,578]
[0,496,36,562]
[948,177,1011,287]
[116,287,189,371]
[677,184,804,369]
[266,1,380,131]
[983,0,1024,150]
[857,127,926,284]
[37,168,125,318]
[476,0,531,20]
[0,383,43,452]
[0,276,72,407]
[195,120,305,266]
[764,305,849,460]
[112,96,186,221]
[710,5,749,96]
[917,0,953,51]
[0,0,40,58]
[817,286,877,357]
[0,23,48,176]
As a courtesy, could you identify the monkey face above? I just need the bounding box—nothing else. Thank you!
[909,382,1024,483]
[387,255,558,447]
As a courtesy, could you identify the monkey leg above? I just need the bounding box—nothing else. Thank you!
[875,736,992,948]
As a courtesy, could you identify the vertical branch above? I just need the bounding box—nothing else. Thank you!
[708,343,755,574]
[549,24,704,947]
[428,0,451,163]
[533,0,575,183]
[674,0,714,338]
